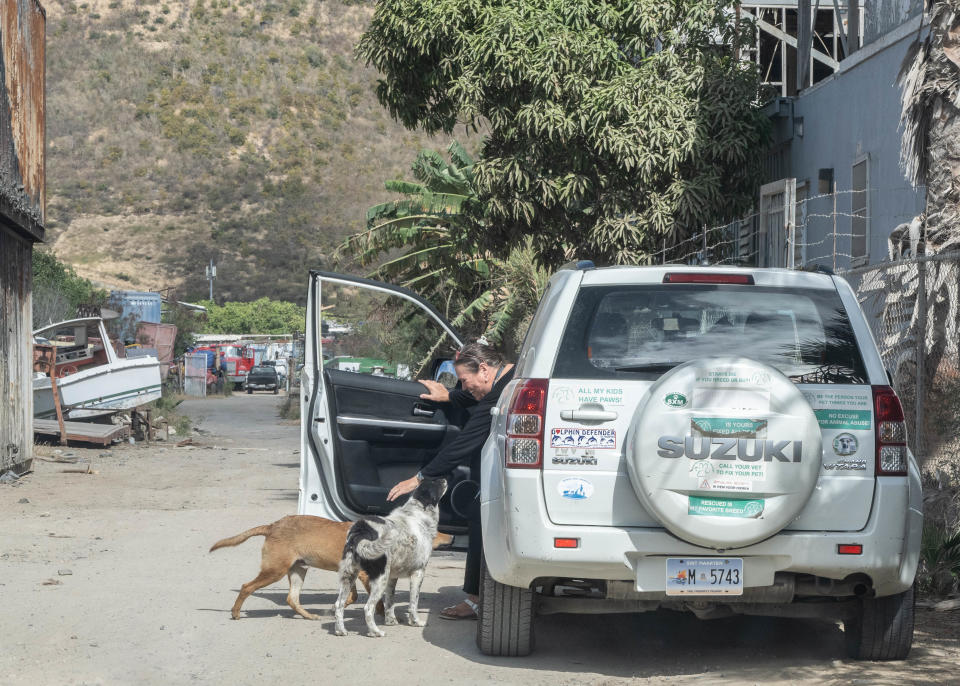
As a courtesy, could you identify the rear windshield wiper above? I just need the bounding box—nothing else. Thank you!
[613,363,679,373]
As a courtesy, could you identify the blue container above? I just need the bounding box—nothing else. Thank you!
[111,290,162,324]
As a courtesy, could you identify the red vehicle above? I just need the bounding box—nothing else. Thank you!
[194,343,256,388]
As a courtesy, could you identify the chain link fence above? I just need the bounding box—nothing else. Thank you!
[843,251,960,471]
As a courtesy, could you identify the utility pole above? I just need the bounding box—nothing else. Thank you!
[205,260,217,302]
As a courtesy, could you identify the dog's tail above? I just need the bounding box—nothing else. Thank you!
[209,525,271,553]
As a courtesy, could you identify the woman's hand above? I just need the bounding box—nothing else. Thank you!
[418,379,450,403]
[387,476,420,502]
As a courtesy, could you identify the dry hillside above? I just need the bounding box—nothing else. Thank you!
[43,0,457,302]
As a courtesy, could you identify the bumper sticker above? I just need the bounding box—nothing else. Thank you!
[689,461,765,492]
[691,417,768,438]
[558,477,594,500]
[550,428,616,449]
[815,409,872,430]
[689,496,765,518]
[831,432,859,456]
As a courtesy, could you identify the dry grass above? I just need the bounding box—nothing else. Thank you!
[44,0,464,302]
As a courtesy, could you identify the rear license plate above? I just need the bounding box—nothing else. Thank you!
[665,558,743,596]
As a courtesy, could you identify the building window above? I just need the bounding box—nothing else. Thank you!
[851,157,869,262]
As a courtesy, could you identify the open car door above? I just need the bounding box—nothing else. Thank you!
[299,270,472,533]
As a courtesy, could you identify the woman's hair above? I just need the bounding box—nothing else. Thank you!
[454,342,506,373]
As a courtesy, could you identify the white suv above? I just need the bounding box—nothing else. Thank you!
[299,266,922,661]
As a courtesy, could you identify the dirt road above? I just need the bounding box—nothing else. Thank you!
[1,392,957,685]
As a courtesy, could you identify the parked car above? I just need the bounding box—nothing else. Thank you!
[299,266,922,661]
[244,365,279,394]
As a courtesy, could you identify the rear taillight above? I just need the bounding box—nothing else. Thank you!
[505,378,548,469]
[873,385,907,476]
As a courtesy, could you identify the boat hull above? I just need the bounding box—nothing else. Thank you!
[33,358,162,420]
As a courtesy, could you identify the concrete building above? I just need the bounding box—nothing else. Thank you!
[0,0,46,476]
[742,1,927,270]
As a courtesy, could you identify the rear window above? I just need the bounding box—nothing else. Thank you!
[251,366,275,374]
[553,284,867,384]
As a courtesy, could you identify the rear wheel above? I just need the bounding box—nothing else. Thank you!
[476,557,534,657]
[844,585,914,660]
[247,387,252,394]
[273,387,278,394]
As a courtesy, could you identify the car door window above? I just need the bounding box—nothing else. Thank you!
[320,279,461,380]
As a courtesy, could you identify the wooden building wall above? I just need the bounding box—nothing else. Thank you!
[0,0,45,474]
[0,226,32,473]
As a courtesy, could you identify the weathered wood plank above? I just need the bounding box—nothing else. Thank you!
[32,419,129,446]
[1,226,32,472]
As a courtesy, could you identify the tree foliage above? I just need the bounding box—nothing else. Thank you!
[357,0,770,265]
[898,0,960,250]
[32,250,108,327]
[338,142,549,354]
[199,298,305,335]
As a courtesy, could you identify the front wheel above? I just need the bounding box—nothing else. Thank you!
[273,387,278,394]
[844,585,914,660]
[476,556,534,656]
[246,388,252,394]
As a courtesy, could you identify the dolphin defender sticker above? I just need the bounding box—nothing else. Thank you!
[558,477,594,500]
[689,496,765,518]
[551,428,616,449]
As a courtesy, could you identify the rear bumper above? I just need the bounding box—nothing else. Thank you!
[481,470,922,598]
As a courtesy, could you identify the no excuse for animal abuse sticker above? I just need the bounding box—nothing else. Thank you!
[550,428,617,449]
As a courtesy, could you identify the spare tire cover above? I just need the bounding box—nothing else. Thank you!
[627,357,822,549]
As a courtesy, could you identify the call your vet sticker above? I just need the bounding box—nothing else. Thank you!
[551,428,617,449]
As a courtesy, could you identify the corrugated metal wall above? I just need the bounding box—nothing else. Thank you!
[0,0,46,474]
[0,227,32,472]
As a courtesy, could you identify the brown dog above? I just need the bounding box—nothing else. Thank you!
[210,515,452,620]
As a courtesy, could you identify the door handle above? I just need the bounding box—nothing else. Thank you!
[413,405,435,418]
[560,409,618,422]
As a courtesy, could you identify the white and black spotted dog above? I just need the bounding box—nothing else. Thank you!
[333,477,447,637]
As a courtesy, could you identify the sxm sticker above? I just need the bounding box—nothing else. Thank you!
[664,392,688,408]
[558,477,594,500]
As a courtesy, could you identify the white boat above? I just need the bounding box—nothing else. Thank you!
[33,318,162,420]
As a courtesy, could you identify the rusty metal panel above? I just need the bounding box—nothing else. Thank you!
[0,0,45,241]
[0,225,33,473]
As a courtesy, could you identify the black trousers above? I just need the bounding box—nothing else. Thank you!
[463,487,482,596]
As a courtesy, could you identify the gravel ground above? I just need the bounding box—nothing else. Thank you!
[1,391,958,685]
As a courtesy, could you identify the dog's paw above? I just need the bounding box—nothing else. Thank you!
[334,626,347,637]
[367,628,386,638]
[407,615,425,627]
[384,615,399,626]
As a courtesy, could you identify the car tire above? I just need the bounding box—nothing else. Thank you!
[273,387,278,394]
[476,556,534,657]
[844,585,914,660]
[247,388,252,394]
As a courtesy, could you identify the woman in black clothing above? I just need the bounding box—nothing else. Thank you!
[387,343,515,620]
